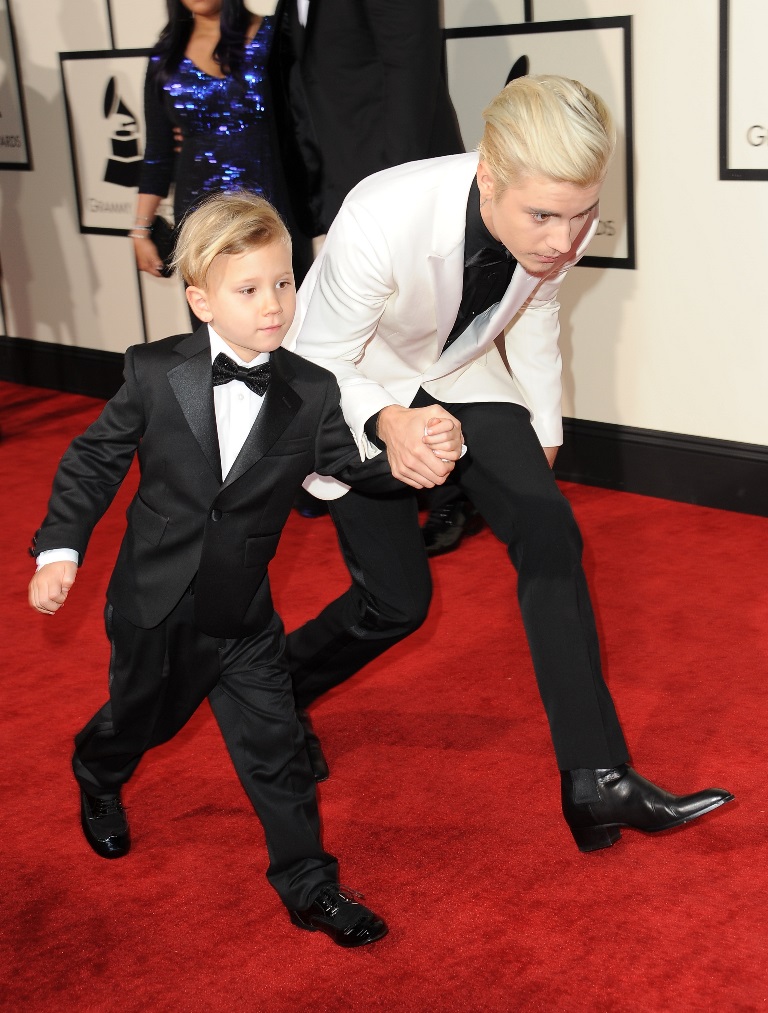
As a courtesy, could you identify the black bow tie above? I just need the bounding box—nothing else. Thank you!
[211,353,271,396]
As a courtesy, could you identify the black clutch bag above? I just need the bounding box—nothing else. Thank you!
[150,216,176,277]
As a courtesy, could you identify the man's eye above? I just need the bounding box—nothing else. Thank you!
[532,212,550,223]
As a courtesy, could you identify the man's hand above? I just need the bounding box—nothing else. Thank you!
[28,561,77,615]
[377,405,463,489]
[543,446,558,468]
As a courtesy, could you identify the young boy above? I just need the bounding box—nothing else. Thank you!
[28,191,461,947]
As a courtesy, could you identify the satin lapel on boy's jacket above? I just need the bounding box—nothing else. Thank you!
[167,330,222,481]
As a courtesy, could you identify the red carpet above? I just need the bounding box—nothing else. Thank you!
[1,380,766,1012]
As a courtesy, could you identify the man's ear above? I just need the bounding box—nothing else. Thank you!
[477,160,496,203]
[185,286,212,322]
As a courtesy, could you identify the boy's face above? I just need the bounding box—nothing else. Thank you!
[187,241,296,361]
[477,162,603,276]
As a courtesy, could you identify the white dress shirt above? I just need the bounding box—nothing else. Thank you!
[210,328,269,479]
[36,326,269,570]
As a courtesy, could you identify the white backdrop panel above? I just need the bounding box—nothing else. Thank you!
[108,0,167,49]
[725,0,768,175]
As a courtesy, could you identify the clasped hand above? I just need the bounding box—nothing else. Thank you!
[377,404,464,489]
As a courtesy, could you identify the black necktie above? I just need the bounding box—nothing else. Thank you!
[211,353,271,396]
[464,246,511,270]
[441,247,516,355]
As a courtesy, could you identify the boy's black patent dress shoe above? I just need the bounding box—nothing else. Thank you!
[289,884,388,947]
[80,788,130,858]
[561,765,734,852]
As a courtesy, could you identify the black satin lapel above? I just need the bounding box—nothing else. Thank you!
[223,366,302,488]
[167,349,222,481]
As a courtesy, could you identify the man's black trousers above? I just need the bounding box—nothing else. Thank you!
[287,398,630,771]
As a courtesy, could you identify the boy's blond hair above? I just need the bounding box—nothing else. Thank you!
[478,74,616,193]
[172,190,291,287]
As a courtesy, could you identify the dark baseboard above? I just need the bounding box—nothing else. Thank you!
[556,418,768,517]
[2,336,766,516]
[0,336,123,400]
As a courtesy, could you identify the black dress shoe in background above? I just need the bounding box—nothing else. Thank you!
[293,488,329,518]
[297,709,329,782]
[561,765,734,852]
[422,500,484,558]
[80,788,130,859]
[289,884,388,947]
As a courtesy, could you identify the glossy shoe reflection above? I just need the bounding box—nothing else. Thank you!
[80,788,130,859]
[289,884,388,948]
[561,765,734,853]
[421,501,484,558]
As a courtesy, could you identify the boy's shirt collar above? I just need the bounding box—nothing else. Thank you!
[208,325,270,368]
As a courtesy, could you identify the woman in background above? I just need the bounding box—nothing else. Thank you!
[131,0,289,277]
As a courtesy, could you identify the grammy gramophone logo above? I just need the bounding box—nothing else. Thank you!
[506,55,529,84]
[102,76,142,188]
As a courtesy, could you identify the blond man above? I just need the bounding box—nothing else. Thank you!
[284,76,734,850]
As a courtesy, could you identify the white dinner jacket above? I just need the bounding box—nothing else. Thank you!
[284,152,598,498]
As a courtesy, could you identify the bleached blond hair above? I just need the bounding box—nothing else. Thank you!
[477,75,616,192]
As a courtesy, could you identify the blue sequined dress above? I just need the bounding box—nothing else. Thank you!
[139,18,283,223]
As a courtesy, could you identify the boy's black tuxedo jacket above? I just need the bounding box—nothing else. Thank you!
[33,327,394,638]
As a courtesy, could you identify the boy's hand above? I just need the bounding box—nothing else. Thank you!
[422,416,464,461]
[29,561,77,615]
[376,405,463,489]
